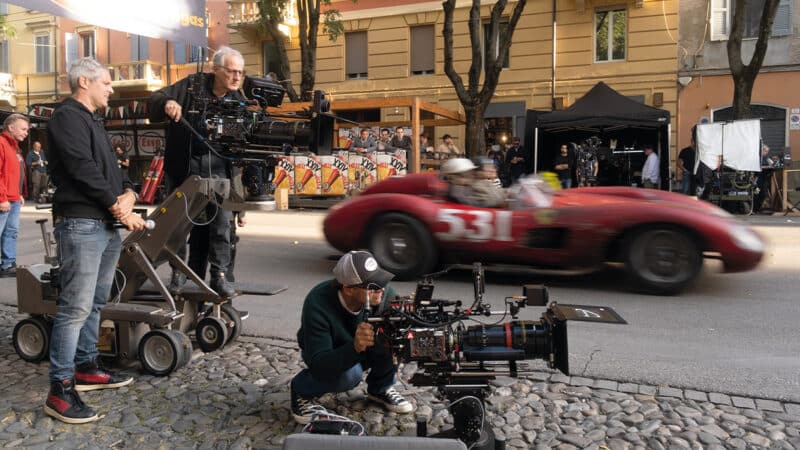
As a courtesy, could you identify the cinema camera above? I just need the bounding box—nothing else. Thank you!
[368,264,626,450]
[184,73,335,197]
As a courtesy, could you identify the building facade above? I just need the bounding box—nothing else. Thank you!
[228,0,679,168]
[677,0,798,166]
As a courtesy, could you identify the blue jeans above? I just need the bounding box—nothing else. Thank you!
[291,347,396,398]
[0,201,21,269]
[560,178,572,189]
[49,218,121,383]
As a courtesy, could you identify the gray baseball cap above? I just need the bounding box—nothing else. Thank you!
[333,250,394,288]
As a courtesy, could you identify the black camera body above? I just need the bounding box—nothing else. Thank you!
[369,264,626,386]
[367,264,625,449]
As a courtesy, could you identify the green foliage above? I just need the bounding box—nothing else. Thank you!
[323,9,344,42]
[0,14,16,40]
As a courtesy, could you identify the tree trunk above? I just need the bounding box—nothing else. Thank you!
[463,105,485,158]
[727,0,779,120]
[264,22,300,102]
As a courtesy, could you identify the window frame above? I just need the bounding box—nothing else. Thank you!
[593,7,627,63]
[34,32,52,73]
[711,0,793,40]
[482,19,510,70]
[79,30,96,59]
[410,24,435,76]
[0,40,8,73]
[345,31,368,80]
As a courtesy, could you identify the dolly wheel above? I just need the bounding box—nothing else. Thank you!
[167,330,193,367]
[196,317,228,353]
[220,304,242,345]
[13,317,50,362]
[139,329,183,376]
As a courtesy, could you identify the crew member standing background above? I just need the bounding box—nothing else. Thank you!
[552,144,572,189]
[641,145,660,189]
[148,46,246,298]
[26,141,48,203]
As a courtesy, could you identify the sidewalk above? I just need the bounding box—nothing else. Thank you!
[1,305,798,449]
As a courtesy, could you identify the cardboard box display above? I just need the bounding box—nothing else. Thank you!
[348,153,377,191]
[273,155,295,195]
[320,152,349,196]
[294,155,322,195]
[376,150,408,182]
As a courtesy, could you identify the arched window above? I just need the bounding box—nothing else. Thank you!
[712,104,787,152]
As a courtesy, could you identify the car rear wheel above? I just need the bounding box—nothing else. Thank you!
[368,213,436,280]
[625,228,702,295]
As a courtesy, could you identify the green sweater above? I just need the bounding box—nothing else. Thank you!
[296,279,397,381]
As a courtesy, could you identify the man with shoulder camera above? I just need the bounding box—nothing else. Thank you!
[290,250,414,424]
[148,46,246,298]
[44,57,146,424]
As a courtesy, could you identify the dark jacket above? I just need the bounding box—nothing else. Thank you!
[148,73,245,185]
[296,279,396,381]
[47,98,132,220]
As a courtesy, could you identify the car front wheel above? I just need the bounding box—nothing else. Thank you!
[368,213,436,280]
[625,228,702,295]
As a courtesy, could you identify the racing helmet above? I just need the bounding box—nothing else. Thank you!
[440,158,477,175]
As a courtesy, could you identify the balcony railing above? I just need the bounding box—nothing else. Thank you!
[229,1,260,26]
[0,73,16,107]
[108,60,165,90]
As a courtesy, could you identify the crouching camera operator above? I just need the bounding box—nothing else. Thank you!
[290,251,414,424]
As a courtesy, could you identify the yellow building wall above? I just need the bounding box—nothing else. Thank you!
[229,0,679,156]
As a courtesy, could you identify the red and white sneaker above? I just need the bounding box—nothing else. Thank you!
[74,360,133,392]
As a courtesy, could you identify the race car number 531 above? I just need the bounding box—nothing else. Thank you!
[434,209,513,242]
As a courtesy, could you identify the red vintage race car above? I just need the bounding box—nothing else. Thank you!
[323,173,765,295]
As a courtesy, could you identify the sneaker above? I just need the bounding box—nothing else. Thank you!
[290,387,325,425]
[74,360,133,391]
[168,271,187,295]
[368,387,414,414]
[210,273,236,298]
[0,266,15,278]
[44,379,99,424]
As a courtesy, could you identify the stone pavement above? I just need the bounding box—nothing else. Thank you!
[1,304,798,450]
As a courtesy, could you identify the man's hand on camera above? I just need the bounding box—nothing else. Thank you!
[119,213,146,231]
[354,322,375,353]
[165,99,182,122]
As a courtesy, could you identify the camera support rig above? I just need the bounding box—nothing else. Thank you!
[13,176,288,375]
[368,264,626,450]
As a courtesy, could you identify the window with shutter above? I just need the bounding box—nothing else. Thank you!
[712,0,792,40]
[0,40,8,73]
[35,33,51,73]
[410,25,434,76]
[65,33,78,69]
[711,0,730,40]
[345,31,367,79]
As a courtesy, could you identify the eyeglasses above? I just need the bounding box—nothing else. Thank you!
[217,66,245,77]
[350,283,384,291]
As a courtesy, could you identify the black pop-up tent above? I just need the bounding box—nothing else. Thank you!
[525,82,671,188]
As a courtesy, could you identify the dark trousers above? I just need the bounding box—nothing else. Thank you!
[30,170,49,201]
[291,343,396,398]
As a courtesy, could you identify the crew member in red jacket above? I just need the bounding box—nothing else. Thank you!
[0,113,29,278]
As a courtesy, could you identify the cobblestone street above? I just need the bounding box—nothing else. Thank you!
[1,305,798,449]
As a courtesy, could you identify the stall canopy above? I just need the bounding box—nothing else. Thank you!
[533,81,669,132]
[526,81,671,188]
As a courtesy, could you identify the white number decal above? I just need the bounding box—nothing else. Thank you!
[435,209,513,242]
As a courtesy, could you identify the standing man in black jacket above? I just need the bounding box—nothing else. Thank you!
[148,46,246,298]
[44,57,146,424]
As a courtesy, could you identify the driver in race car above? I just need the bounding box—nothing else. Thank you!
[440,158,506,208]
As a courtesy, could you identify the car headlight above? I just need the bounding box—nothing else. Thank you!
[730,225,765,253]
